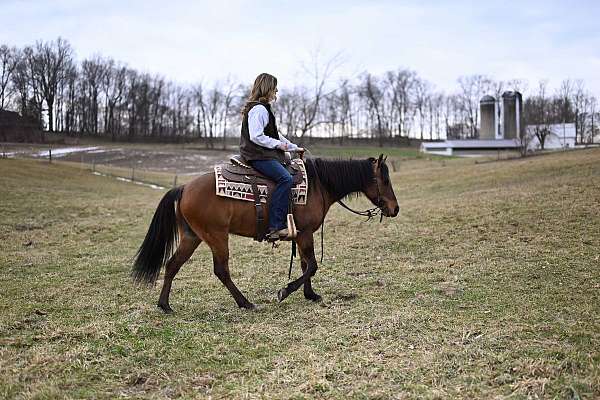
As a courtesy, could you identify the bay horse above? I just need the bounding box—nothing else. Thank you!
[132,154,399,312]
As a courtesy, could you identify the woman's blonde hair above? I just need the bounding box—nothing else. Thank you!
[243,73,277,115]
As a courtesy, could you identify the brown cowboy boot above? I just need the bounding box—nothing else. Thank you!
[266,228,290,241]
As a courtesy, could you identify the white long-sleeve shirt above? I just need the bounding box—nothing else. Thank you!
[248,105,299,151]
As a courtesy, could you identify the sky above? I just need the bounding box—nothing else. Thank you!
[1,0,599,96]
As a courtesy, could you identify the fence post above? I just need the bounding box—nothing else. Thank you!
[131,166,135,182]
[49,148,52,164]
[173,174,178,188]
[92,159,95,173]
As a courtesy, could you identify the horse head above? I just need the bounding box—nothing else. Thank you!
[366,154,399,218]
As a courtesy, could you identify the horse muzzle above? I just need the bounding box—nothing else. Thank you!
[383,205,399,218]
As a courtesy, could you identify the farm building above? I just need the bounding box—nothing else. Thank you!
[421,139,520,157]
[526,123,576,151]
[421,91,523,156]
[0,110,42,142]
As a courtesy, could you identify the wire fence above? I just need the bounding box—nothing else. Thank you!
[0,145,199,190]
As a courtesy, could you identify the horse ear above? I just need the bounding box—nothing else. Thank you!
[377,154,384,168]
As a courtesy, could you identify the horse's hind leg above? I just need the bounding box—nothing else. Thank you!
[205,231,255,310]
[158,235,201,314]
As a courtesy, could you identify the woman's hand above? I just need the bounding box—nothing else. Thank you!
[277,143,304,153]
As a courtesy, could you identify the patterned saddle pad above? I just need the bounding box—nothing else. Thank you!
[214,159,308,205]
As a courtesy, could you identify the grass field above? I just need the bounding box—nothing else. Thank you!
[1,148,599,399]
[0,143,425,188]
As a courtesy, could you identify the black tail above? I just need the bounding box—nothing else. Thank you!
[132,186,184,284]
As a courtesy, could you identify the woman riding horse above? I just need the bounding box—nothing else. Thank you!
[240,73,304,241]
[132,76,400,312]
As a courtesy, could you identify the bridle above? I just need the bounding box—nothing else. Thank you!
[337,174,385,223]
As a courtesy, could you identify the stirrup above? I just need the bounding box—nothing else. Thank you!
[286,213,298,239]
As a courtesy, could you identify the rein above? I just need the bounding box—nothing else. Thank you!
[337,176,385,223]
[336,199,383,222]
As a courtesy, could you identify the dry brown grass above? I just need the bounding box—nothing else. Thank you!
[1,148,599,399]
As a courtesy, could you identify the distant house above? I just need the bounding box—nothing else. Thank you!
[0,110,41,142]
[421,139,520,156]
[526,123,576,150]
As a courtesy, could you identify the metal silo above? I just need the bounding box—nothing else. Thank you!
[502,91,523,139]
[479,95,496,139]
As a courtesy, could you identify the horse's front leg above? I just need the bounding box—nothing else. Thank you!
[277,233,319,302]
[300,257,321,302]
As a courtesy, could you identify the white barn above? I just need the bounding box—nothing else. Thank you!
[526,123,576,151]
[420,139,520,156]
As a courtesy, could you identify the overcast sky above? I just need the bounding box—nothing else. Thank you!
[2,0,599,96]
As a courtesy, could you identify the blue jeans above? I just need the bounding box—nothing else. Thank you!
[250,159,292,231]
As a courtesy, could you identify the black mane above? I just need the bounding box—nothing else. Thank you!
[305,157,382,201]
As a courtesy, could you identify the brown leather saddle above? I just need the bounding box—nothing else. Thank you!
[222,155,303,186]
[222,155,303,242]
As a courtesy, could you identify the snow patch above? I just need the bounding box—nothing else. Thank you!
[92,171,165,190]
[87,148,117,154]
[115,176,166,190]
[36,146,101,157]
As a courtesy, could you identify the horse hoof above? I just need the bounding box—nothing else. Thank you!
[158,303,173,314]
[277,288,288,302]
[305,293,322,302]
[241,302,257,310]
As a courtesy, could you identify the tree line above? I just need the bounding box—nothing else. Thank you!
[1,38,598,146]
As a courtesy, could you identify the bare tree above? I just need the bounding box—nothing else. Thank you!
[62,65,78,134]
[457,75,491,138]
[197,82,224,148]
[429,92,445,140]
[336,79,354,143]
[524,80,552,150]
[572,81,589,144]
[219,78,239,149]
[193,83,207,140]
[442,94,458,138]
[81,56,107,134]
[28,38,75,132]
[0,45,20,110]
[277,87,302,138]
[413,78,431,140]
[102,59,127,140]
[589,96,598,144]
[358,72,388,146]
[297,50,344,138]
[555,79,575,143]
[15,47,44,127]
[515,128,535,156]
[386,69,416,137]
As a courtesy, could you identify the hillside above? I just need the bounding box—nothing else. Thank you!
[1,149,599,399]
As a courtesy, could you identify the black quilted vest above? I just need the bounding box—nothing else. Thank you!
[240,102,286,164]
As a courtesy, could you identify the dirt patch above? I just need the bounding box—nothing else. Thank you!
[3,144,235,174]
